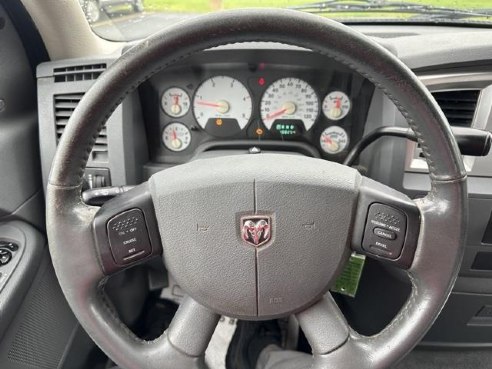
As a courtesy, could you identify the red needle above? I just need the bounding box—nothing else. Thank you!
[196,100,222,108]
[172,129,177,140]
[335,97,342,109]
[173,95,180,105]
[323,137,333,144]
[265,107,287,121]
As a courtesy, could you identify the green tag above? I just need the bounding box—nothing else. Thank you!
[331,253,366,298]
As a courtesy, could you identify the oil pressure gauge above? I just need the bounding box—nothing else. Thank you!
[162,122,191,152]
[322,91,351,121]
[320,126,349,155]
[161,87,190,118]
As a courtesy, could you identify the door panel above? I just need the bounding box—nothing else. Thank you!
[0,2,43,230]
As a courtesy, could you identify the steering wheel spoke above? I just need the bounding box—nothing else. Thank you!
[351,176,421,270]
[166,296,221,357]
[89,293,218,369]
[296,294,349,355]
[92,182,163,275]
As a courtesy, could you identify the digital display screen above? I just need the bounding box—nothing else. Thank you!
[272,120,303,137]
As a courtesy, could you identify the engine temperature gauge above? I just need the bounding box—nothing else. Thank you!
[162,122,191,152]
[322,91,351,121]
[161,87,190,118]
[320,126,349,155]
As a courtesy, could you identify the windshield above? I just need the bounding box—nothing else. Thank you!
[78,0,492,41]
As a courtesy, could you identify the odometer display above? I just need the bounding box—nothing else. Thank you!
[260,78,319,131]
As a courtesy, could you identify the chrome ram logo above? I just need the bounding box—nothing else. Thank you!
[241,215,271,247]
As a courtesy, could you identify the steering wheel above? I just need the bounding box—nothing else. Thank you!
[46,9,467,369]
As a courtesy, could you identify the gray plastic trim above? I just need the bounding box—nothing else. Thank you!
[0,221,45,341]
[406,73,492,177]
[37,56,149,190]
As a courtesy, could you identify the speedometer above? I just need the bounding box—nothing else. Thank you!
[193,76,252,137]
[260,78,319,132]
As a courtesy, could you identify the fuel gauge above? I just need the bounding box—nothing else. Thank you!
[322,91,351,121]
[320,126,349,155]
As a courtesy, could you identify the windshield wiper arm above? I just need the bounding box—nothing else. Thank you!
[290,0,492,21]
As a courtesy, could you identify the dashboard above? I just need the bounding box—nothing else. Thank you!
[36,28,492,349]
[139,50,374,164]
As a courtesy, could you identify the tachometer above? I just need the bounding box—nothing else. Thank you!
[260,78,319,132]
[193,76,252,137]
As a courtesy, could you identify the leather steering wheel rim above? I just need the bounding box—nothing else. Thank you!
[46,9,468,369]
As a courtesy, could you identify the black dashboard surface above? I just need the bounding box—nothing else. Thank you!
[140,50,375,164]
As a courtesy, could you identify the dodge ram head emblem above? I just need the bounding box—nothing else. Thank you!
[241,215,271,247]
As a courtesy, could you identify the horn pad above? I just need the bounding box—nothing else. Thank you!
[149,154,360,319]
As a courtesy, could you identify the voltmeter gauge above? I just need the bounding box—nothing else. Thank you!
[161,87,190,118]
[320,126,349,154]
[162,122,191,152]
[322,91,351,121]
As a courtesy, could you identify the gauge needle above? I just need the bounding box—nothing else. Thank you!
[265,108,287,121]
[323,137,333,144]
[335,97,342,109]
[172,129,177,140]
[195,100,223,108]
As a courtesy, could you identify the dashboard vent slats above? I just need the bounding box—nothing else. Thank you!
[53,63,106,83]
[432,90,480,127]
[54,93,108,161]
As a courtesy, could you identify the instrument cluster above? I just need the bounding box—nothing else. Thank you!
[141,50,374,163]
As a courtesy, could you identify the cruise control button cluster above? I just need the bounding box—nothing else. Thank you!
[362,203,407,259]
[107,209,152,265]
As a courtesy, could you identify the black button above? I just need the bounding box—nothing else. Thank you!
[0,249,12,266]
[362,203,407,260]
[107,209,152,265]
[0,241,19,252]
[373,227,397,240]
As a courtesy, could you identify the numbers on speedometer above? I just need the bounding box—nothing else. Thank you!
[193,76,252,137]
[260,78,319,132]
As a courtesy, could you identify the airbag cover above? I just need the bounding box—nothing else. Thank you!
[149,154,360,318]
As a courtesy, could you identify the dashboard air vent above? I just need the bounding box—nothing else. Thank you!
[54,93,108,161]
[432,90,480,127]
[53,63,106,83]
